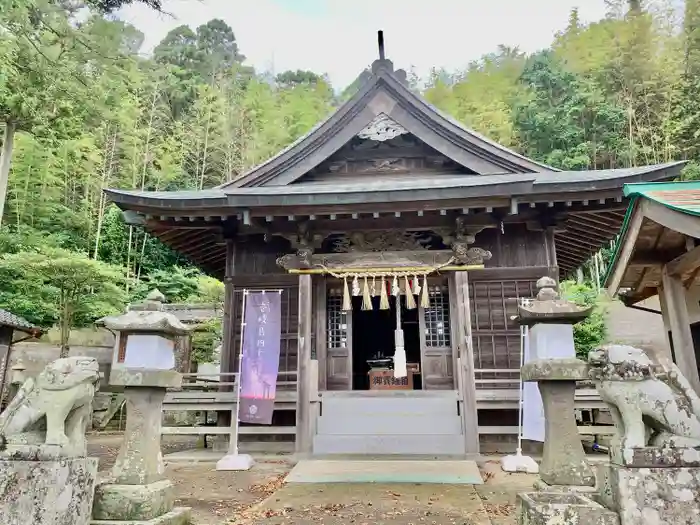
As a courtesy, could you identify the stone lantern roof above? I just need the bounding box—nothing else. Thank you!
[98,290,191,336]
[516,277,593,326]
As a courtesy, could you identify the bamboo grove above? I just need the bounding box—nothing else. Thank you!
[0,0,697,343]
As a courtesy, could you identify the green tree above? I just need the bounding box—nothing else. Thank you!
[0,247,127,356]
[513,51,628,169]
[190,318,222,364]
[560,281,608,359]
[132,266,201,303]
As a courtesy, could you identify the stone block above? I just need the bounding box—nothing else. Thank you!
[517,492,619,525]
[92,479,174,521]
[0,457,98,525]
[109,368,181,389]
[521,357,590,382]
[608,464,700,525]
[610,446,700,468]
[533,479,598,494]
[91,506,191,525]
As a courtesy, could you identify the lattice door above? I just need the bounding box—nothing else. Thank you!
[419,282,454,390]
[469,278,538,388]
[325,287,352,390]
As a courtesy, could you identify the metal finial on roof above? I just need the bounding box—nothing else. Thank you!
[378,30,385,60]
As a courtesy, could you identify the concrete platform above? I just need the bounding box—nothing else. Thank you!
[286,459,484,484]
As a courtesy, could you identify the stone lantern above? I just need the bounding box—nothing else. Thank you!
[518,276,596,492]
[92,289,192,525]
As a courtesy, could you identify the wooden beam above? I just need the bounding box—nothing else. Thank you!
[666,245,700,280]
[0,327,12,406]
[287,265,484,275]
[628,250,671,266]
[641,200,700,239]
[295,274,313,454]
[217,240,236,438]
[660,267,700,394]
[607,206,645,295]
[569,216,617,237]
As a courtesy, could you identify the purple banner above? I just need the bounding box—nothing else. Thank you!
[238,291,282,425]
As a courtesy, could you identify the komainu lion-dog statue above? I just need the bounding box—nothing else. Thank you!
[588,344,700,449]
[0,356,100,457]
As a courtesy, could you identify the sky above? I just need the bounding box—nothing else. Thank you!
[118,0,609,90]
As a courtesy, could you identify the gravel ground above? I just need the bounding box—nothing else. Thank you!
[87,434,535,525]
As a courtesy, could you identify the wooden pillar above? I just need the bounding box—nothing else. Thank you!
[450,271,480,456]
[661,267,700,394]
[314,278,328,391]
[0,327,13,406]
[217,239,236,437]
[296,274,313,454]
[220,239,236,384]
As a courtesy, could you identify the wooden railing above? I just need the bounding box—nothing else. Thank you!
[473,368,615,439]
[161,371,299,439]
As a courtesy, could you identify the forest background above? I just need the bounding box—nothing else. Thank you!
[0,0,692,358]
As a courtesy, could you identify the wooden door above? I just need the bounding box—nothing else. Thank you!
[418,281,455,390]
[325,286,352,390]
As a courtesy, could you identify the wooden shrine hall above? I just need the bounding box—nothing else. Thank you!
[106,35,685,456]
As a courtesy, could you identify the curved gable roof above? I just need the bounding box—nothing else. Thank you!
[221,59,556,189]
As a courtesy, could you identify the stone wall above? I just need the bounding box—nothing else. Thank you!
[9,343,114,389]
[604,297,670,361]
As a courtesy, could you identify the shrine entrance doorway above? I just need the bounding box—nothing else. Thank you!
[351,295,421,391]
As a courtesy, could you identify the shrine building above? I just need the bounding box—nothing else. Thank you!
[106,37,685,456]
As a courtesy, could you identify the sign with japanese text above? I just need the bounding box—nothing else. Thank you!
[239,292,282,425]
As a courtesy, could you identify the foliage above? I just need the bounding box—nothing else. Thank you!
[189,275,225,304]
[85,0,162,11]
[2,1,700,339]
[0,246,127,356]
[560,281,608,360]
[190,318,222,364]
[131,266,201,303]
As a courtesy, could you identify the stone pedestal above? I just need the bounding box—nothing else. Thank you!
[91,369,190,525]
[522,357,595,489]
[518,492,619,525]
[599,446,700,525]
[0,457,98,525]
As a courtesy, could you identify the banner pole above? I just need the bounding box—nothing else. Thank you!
[233,289,249,457]
[517,323,526,455]
[501,300,538,473]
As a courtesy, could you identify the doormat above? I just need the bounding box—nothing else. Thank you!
[285,460,483,484]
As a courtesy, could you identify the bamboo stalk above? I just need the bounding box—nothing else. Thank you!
[286,265,485,275]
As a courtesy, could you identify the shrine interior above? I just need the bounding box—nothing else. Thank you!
[351,295,421,390]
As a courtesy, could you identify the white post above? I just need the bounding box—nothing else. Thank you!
[217,289,255,470]
[501,300,539,474]
[394,294,407,378]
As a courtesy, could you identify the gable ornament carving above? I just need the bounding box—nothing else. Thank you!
[357,113,408,142]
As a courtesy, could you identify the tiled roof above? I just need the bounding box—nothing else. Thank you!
[0,308,42,335]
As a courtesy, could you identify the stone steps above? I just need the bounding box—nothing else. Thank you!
[313,391,465,456]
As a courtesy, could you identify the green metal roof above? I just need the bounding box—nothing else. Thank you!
[623,180,700,216]
[605,180,700,287]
